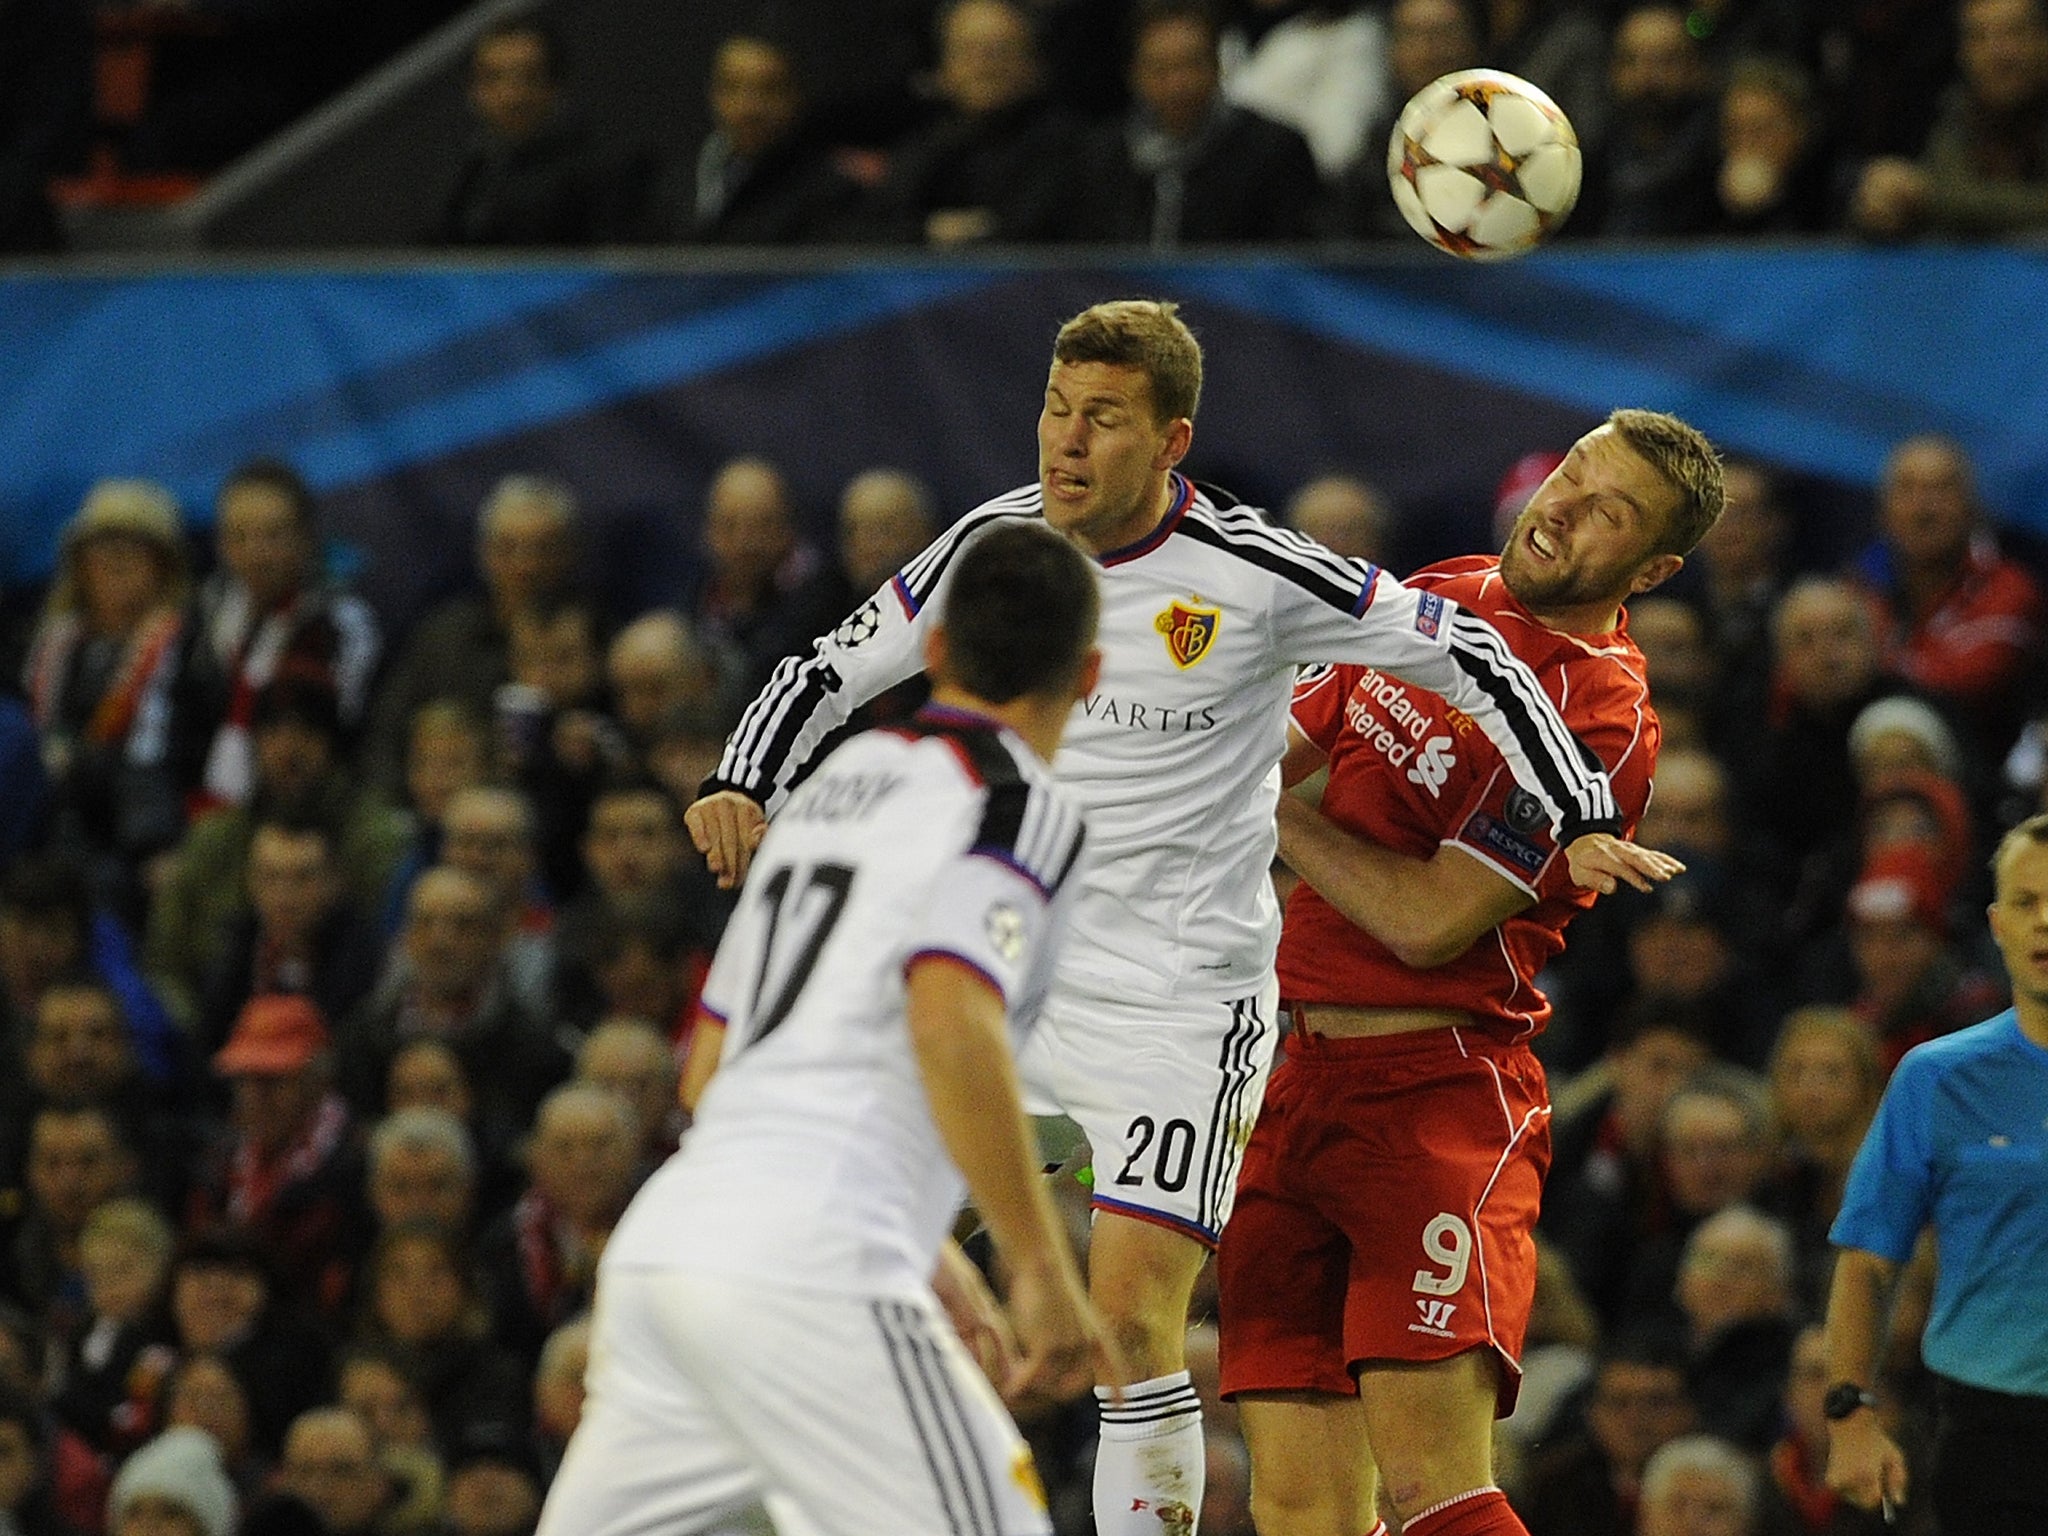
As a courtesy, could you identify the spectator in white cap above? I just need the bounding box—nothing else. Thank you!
[109,1425,238,1536]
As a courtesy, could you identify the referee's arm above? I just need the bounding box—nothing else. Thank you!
[1822,1246,1910,1512]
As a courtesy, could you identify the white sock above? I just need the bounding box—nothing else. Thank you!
[1093,1371,1206,1536]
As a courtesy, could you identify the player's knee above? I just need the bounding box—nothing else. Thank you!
[1247,1475,1350,1536]
[1098,1305,1187,1380]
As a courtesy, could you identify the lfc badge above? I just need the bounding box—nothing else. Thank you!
[1155,599,1221,669]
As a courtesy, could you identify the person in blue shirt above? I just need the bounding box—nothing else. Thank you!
[1823,809,2048,1532]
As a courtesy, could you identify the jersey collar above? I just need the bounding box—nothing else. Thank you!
[1096,474,1194,568]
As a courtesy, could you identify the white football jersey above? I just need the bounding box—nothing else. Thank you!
[607,707,1085,1297]
[710,477,1618,1004]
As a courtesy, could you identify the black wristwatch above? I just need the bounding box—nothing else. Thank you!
[1823,1382,1880,1421]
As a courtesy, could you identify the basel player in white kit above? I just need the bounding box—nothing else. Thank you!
[688,301,1672,1535]
[538,523,1114,1536]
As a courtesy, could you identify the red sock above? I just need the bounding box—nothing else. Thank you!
[1398,1487,1528,1536]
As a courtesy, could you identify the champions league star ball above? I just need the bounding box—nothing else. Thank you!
[1388,69,1581,260]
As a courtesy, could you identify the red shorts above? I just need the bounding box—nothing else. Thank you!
[1216,1024,1551,1414]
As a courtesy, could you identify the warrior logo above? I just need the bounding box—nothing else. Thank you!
[1154,600,1221,668]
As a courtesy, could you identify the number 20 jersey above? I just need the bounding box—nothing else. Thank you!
[604,707,1087,1298]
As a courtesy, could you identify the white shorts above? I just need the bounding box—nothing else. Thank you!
[1017,979,1280,1246]
[537,1267,1051,1536]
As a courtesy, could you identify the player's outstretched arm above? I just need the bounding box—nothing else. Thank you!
[904,956,1121,1404]
[1563,833,1684,896]
[684,791,767,890]
[1275,793,1531,969]
[1823,1247,1910,1513]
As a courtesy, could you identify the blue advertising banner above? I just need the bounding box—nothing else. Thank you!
[1,249,2038,630]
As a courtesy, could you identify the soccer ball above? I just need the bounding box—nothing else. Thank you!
[1388,69,1581,260]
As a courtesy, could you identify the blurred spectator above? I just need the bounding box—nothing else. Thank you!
[193,459,381,811]
[196,813,385,1055]
[1766,1008,1884,1288]
[438,1423,542,1536]
[0,0,89,254]
[354,1224,527,1462]
[22,481,206,919]
[1578,2,1720,236]
[686,458,841,691]
[0,696,49,866]
[50,1198,176,1459]
[529,1315,587,1482]
[1499,1235,1603,1457]
[106,1427,237,1536]
[1849,435,2044,762]
[476,1083,637,1362]
[0,1102,138,1323]
[365,1110,476,1241]
[1820,0,1956,161]
[1543,1000,1713,1326]
[1849,0,2048,239]
[500,596,626,901]
[365,476,581,792]
[876,0,1090,245]
[149,675,407,1029]
[376,1040,523,1222]
[1338,0,1486,238]
[654,31,866,243]
[382,701,496,937]
[1693,460,1792,748]
[1637,1433,1761,1536]
[1074,1,1324,246]
[0,1376,78,1536]
[1709,56,1835,234]
[166,1227,333,1461]
[602,614,729,765]
[574,1017,683,1167]
[335,1343,445,1535]
[1617,1068,1780,1324]
[1743,578,1899,887]
[1619,866,1784,1068]
[1222,1,1387,181]
[1671,1207,1801,1450]
[340,867,571,1167]
[1628,596,1720,754]
[837,468,938,598]
[1283,474,1393,564]
[160,1351,264,1498]
[274,1407,392,1536]
[188,996,368,1322]
[433,787,554,1014]
[1519,1330,1700,1536]
[1840,842,2007,1071]
[429,18,620,247]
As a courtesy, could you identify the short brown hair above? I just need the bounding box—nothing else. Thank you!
[1052,300,1203,425]
[1607,408,1724,557]
[1993,812,2048,895]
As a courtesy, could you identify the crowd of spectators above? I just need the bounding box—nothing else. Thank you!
[6,0,2048,254]
[0,420,2041,1536]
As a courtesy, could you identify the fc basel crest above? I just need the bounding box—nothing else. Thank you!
[1155,599,1221,668]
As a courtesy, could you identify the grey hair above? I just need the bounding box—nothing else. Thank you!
[1640,1434,1760,1523]
[368,1107,477,1186]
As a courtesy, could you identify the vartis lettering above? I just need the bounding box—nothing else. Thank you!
[1080,695,1220,732]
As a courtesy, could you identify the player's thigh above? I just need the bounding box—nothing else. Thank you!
[1215,1061,1356,1400]
[1237,1392,1375,1536]
[1353,1351,1503,1510]
[645,1272,1055,1536]
[537,1269,764,1536]
[1029,981,1281,1245]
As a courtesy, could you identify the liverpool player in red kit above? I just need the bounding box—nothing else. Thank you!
[1218,410,1724,1536]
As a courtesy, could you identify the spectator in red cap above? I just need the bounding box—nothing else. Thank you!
[1844,843,2006,1072]
[188,996,369,1322]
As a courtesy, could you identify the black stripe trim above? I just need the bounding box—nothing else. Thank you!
[1207,506,1374,592]
[1174,517,1365,614]
[874,1302,976,1535]
[908,1308,1005,1534]
[899,498,1041,609]
[885,1302,996,1536]
[1197,1000,1262,1230]
[1209,994,1266,1226]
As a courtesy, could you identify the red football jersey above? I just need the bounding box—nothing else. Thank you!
[1277,556,1659,1041]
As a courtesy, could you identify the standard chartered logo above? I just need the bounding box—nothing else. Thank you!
[1406,735,1455,796]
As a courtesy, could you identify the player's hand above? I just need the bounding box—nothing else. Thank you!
[933,1240,1019,1388]
[685,791,767,889]
[1000,1259,1123,1412]
[1826,1414,1908,1514]
[1565,833,1684,895]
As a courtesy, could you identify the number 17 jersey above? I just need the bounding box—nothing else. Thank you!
[603,705,1087,1298]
